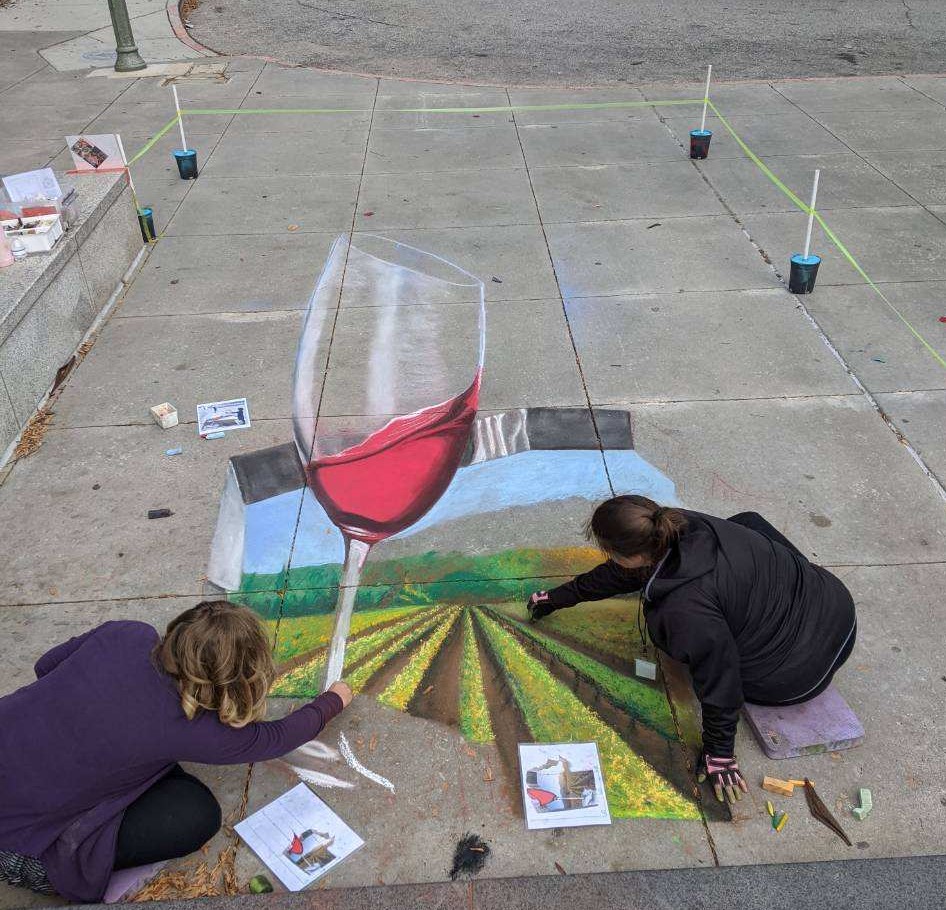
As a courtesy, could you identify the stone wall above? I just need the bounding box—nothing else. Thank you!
[0,173,143,458]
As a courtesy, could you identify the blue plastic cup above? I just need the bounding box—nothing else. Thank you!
[689,129,712,159]
[173,149,198,180]
[138,207,156,243]
[789,253,821,294]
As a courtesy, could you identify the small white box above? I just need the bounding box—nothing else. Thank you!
[150,402,179,429]
[5,214,63,253]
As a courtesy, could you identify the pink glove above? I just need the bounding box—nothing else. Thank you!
[698,753,749,803]
[527,591,555,623]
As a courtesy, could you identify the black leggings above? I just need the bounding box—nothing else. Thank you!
[726,511,857,706]
[114,765,222,870]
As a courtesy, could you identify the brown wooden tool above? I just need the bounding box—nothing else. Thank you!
[804,779,852,846]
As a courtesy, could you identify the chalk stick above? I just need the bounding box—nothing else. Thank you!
[762,777,794,797]
[852,788,872,820]
[249,875,273,894]
[774,811,789,832]
[765,800,775,818]
[205,431,226,439]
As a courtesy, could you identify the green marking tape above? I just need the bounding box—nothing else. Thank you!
[128,114,183,165]
[122,94,946,372]
[182,98,703,116]
[708,100,946,371]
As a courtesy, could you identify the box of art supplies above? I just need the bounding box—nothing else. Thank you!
[0,195,60,222]
[3,214,64,253]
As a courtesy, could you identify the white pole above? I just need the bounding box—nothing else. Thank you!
[700,64,712,132]
[115,134,137,196]
[172,85,188,150]
[803,168,821,259]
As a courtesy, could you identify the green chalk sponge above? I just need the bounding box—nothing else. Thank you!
[852,788,872,821]
[249,874,273,894]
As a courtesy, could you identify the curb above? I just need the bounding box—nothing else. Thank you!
[149,9,942,92]
[165,0,220,55]
[151,11,946,92]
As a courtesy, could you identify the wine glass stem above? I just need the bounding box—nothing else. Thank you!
[322,536,371,688]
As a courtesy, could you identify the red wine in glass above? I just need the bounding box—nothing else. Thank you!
[305,372,480,545]
[293,235,486,687]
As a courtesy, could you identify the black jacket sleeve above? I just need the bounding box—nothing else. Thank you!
[649,594,744,757]
[545,561,652,609]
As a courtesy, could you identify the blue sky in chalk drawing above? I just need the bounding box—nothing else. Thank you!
[243,449,678,575]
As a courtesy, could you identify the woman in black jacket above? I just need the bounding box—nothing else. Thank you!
[527,495,857,804]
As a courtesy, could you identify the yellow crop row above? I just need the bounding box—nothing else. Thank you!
[378,609,462,711]
[475,609,698,819]
[458,609,494,743]
[347,609,448,693]
[271,609,439,697]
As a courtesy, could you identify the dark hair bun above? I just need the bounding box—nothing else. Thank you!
[586,495,687,559]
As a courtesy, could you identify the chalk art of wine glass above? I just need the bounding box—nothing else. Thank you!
[292,234,486,687]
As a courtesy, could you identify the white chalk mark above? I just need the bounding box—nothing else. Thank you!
[295,740,341,763]
[338,732,396,794]
[289,765,356,790]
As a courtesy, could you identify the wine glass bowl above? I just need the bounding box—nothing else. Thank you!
[291,234,486,684]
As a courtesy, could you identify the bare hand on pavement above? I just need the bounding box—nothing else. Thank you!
[327,680,353,708]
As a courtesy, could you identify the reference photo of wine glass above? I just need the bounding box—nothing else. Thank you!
[292,234,487,687]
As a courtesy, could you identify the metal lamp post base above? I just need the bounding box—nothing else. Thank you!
[108,0,147,71]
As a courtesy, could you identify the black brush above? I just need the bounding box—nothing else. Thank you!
[449,833,491,879]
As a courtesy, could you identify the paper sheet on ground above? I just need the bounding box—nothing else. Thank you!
[196,397,251,436]
[519,742,611,830]
[234,783,364,891]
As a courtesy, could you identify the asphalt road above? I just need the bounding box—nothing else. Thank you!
[187,0,946,85]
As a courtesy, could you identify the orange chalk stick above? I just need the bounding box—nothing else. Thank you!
[762,776,795,797]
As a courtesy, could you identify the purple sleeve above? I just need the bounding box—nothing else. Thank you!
[35,628,98,678]
[178,692,346,765]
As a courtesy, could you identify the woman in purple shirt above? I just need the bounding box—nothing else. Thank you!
[0,601,351,903]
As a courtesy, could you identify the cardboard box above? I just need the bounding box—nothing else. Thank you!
[3,214,64,253]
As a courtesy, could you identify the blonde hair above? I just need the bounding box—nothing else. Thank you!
[155,600,276,728]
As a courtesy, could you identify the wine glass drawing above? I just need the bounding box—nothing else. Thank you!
[292,234,486,687]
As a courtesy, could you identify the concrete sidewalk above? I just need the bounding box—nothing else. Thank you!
[2,33,946,910]
[0,0,209,72]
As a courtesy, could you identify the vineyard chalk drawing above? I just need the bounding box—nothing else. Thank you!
[206,237,701,820]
